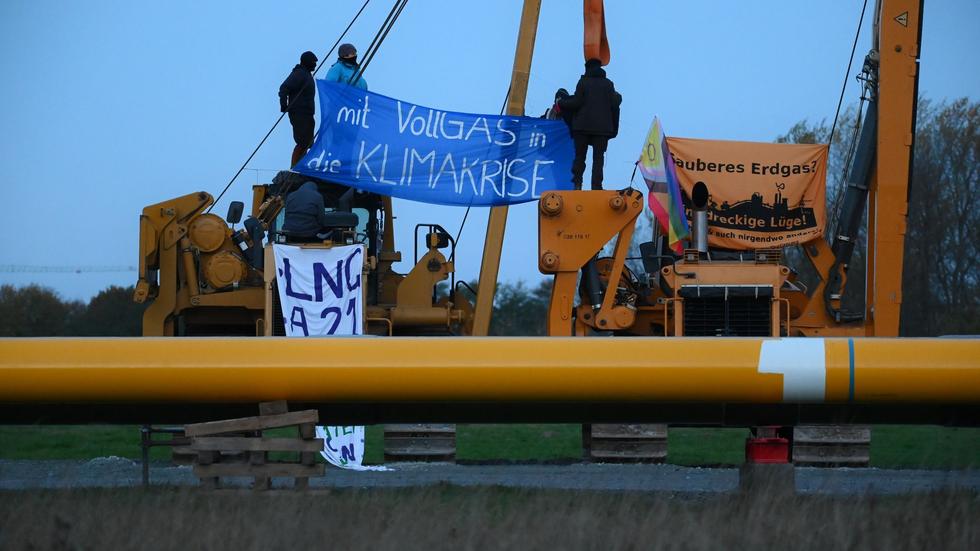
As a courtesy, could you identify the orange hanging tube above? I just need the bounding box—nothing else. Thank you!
[583,0,610,65]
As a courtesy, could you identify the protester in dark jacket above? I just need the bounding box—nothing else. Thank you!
[282,181,329,239]
[559,59,622,190]
[280,51,318,168]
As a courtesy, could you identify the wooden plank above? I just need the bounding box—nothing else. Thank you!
[590,441,668,455]
[171,446,197,465]
[185,410,318,437]
[384,424,456,434]
[191,437,323,452]
[194,463,324,478]
[384,445,457,456]
[590,451,667,461]
[591,424,667,439]
[794,426,871,444]
[384,437,456,454]
[385,453,455,463]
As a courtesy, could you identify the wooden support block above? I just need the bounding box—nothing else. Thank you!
[185,410,318,437]
[792,425,871,467]
[191,437,324,452]
[586,424,668,463]
[299,423,315,440]
[384,424,456,462]
[793,444,871,465]
[794,425,871,444]
[259,400,289,416]
[250,450,270,491]
[193,463,324,478]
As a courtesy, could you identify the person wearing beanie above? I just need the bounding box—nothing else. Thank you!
[324,43,367,90]
[542,87,574,131]
[559,58,622,190]
[279,50,319,167]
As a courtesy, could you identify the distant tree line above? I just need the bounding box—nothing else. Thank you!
[2,98,974,338]
[778,97,978,336]
[0,285,144,337]
[0,280,553,337]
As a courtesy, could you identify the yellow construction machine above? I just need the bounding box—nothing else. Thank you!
[134,172,473,337]
[539,0,920,342]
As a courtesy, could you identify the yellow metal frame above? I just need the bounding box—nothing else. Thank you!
[472,0,543,335]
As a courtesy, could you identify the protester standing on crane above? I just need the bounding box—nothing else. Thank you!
[560,58,622,190]
[279,51,319,167]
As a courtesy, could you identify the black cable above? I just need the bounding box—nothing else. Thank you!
[829,0,868,148]
[353,0,407,84]
[449,206,470,263]
[356,0,399,72]
[207,0,372,212]
[351,0,406,84]
[449,83,512,263]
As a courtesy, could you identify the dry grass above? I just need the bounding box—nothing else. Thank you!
[1,485,977,550]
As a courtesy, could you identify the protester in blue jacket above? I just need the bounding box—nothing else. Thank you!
[325,43,368,90]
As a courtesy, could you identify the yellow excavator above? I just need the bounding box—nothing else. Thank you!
[134,172,474,337]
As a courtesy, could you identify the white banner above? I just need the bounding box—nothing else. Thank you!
[274,244,389,471]
[272,244,364,337]
[316,426,388,471]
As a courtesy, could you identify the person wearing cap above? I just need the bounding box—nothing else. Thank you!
[280,51,318,167]
[325,43,368,90]
[559,58,622,191]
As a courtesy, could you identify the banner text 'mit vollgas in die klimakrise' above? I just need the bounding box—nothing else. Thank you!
[295,81,575,206]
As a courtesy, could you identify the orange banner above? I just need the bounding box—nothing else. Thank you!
[665,137,828,250]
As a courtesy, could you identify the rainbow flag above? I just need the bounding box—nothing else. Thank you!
[637,117,690,253]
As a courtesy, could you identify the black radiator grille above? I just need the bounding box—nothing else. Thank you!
[680,286,773,337]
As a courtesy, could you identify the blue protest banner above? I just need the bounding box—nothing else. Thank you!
[294,81,575,206]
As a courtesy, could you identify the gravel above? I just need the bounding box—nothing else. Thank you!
[2,458,979,494]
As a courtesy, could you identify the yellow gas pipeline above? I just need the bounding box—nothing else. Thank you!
[0,337,977,404]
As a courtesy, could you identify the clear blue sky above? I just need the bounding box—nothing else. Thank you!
[1,0,977,300]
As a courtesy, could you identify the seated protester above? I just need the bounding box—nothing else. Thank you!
[325,43,368,90]
[282,181,329,240]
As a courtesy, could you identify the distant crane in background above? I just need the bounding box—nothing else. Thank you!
[0,265,136,274]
